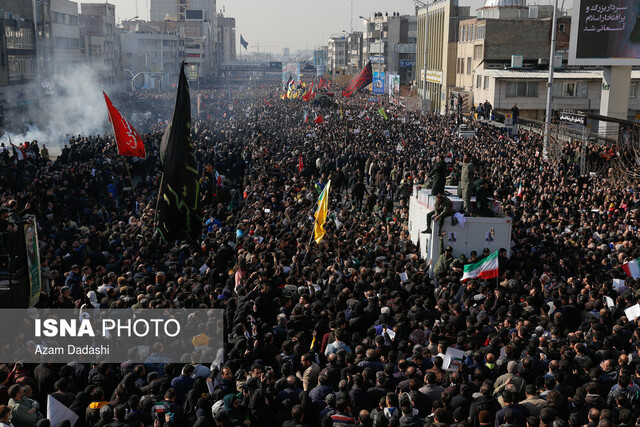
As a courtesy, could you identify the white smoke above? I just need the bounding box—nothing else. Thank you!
[6,63,115,151]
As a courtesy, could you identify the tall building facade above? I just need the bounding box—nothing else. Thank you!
[79,2,117,85]
[216,14,235,63]
[48,0,83,75]
[327,34,348,74]
[416,0,469,113]
[150,0,216,21]
[361,13,417,84]
[0,2,39,109]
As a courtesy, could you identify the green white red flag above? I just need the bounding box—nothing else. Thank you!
[462,250,499,281]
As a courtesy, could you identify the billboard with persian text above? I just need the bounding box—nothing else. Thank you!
[569,0,640,65]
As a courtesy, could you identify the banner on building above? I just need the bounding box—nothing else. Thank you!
[373,71,386,95]
[24,216,41,307]
[388,74,400,104]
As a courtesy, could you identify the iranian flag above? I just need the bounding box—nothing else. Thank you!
[623,258,640,279]
[10,142,25,161]
[462,250,499,281]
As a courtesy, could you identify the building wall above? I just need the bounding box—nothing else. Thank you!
[455,18,480,91]
[217,16,235,63]
[347,32,363,72]
[0,7,39,109]
[328,36,347,73]
[191,0,216,20]
[474,74,640,121]
[484,19,549,61]
[150,0,178,21]
[80,3,117,85]
[50,0,82,75]
[423,1,450,114]
[120,31,180,89]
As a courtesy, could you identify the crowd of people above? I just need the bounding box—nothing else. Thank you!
[0,80,638,427]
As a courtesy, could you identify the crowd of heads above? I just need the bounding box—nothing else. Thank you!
[0,81,638,427]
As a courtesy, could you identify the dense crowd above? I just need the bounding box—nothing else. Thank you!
[0,81,639,427]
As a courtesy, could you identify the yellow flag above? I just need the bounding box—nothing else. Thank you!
[313,180,331,244]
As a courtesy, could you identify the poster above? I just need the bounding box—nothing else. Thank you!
[447,232,457,244]
[24,216,41,307]
[485,228,495,244]
[282,63,301,84]
[388,74,400,104]
[373,72,386,95]
[47,395,79,427]
[443,347,465,371]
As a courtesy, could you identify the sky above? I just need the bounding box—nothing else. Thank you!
[81,0,556,53]
[79,0,419,53]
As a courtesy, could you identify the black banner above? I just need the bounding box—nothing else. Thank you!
[342,62,373,98]
[156,63,201,243]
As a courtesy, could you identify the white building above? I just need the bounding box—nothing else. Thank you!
[327,34,348,75]
[474,69,640,121]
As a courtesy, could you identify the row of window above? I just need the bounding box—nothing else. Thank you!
[5,28,34,49]
[53,12,78,26]
[8,55,36,81]
[460,23,486,43]
[456,57,472,75]
[473,79,639,98]
[53,37,80,49]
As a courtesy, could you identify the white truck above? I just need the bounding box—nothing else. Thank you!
[408,186,512,277]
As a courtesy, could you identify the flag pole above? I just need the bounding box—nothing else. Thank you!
[121,156,135,189]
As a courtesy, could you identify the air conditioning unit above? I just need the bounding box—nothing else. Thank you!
[538,58,549,65]
[554,54,563,68]
[511,55,523,68]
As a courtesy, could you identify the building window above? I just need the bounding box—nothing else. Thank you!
[484,76,490,90]
[474,45,482,60]
[477,25,485,39]
[472,23,477,41]
[506,81,538,97]
[467,57,472,74]
[477,75,482,88]
[630,82,637,97]
[553,81,588,97]
[7,55,36,81]
[558,23,565,32]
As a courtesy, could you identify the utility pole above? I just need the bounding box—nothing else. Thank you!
[543,0,558,159]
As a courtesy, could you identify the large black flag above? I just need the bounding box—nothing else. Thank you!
[156,63,201,243]
[342,61,372,98]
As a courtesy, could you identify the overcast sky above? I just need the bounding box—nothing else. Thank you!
[81,0,557,53]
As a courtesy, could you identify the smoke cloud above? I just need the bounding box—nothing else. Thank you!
[7,63,115,152]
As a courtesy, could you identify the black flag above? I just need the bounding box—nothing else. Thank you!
[156,63,201,243]
[342,62,372,98]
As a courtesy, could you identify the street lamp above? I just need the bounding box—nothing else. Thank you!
[123,68,144,93]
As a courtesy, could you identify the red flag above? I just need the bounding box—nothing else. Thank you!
[298,155,304,172]
[315,115,324,124]
[103,92,146,158]
[302,83,314,101]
